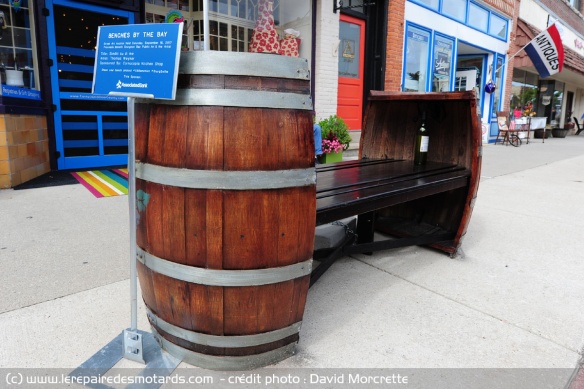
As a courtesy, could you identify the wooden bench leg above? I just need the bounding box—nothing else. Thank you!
[356,211,376,255]
[310,234,355,287]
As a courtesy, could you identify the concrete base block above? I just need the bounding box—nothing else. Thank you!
[314,217,357,251]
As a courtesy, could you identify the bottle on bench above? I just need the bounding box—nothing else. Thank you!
[414,111,429,165]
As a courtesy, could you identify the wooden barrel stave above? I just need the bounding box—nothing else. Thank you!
[362,92,481,256]
[134,52,314,369]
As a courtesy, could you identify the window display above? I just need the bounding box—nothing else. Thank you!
[145,0,311,60]
[0,0,39,99]
[510,69,539,116]
[403,25,430,92]
[431,35,453,92]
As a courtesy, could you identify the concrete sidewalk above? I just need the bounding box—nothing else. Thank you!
[1,135,584,387]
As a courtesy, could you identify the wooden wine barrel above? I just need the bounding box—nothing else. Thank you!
[133,51,315,370]
[360,91,482,257]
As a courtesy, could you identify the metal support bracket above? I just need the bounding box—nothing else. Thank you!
[123,328,145,364]
[334,0,376,13]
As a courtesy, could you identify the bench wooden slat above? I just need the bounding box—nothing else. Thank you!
[315,158,397,172]
[317,160,464,198]
[316,167,470,226]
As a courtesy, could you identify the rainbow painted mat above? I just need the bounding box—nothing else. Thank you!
[71,169,128,198]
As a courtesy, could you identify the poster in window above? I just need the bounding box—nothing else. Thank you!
[432,36,453,92]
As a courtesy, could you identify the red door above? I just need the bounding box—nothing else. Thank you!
[337,15,365,131]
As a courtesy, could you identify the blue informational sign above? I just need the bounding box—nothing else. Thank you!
[92,23,183,100]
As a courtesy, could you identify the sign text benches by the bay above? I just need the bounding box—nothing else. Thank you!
[92,23,183,100]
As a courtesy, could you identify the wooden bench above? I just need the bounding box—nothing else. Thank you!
[311,91,482,285]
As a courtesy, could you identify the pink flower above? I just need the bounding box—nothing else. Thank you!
[321,133,344,154]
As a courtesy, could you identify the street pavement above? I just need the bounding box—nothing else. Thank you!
[1,134,584,388]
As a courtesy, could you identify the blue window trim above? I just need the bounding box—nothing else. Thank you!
[402,22,432,92]
[430,32,456,92]
[491,53,506,119]
[488,13,508,39]
[408,0,509,42]
[468,2,489,33]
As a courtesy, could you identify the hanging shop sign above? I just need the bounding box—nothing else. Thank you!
[1,84,40,100]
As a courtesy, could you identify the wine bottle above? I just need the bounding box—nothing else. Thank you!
[414,113,429,165]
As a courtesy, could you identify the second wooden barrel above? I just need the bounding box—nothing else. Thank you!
[134,51,315,370]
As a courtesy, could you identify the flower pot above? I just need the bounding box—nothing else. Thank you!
[551,128,568,138]
[534,129,551,139]
[318,151,343,164]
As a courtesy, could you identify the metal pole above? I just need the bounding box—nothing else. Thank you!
[122,95,144,364]
[127,96,138,331]
[494,41,532,76]
[203,0,210,51]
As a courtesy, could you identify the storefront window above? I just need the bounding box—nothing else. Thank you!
[431,35,453,92]
[510,69,538,116]
[468,3,488,32]
[489,14,507,39]
[442,0,466,22]
[492,55,504,116]
[0,0,39,99]
[403,25,430,92]
[551,81,564,125]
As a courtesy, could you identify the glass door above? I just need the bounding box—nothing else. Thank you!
[46,0,133,170]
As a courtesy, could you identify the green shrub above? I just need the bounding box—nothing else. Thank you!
[318,115,352,150]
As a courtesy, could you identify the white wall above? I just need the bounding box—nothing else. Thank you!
[313,0,339,121]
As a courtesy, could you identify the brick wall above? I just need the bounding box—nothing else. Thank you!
[384,0,406,91]
[482,0,516,16]
[0,114,50,189]
[314,0,340,121]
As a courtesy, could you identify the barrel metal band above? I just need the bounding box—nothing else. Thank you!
[137,247,312,287]
[178,51,310,80]
[136,162,316,190]
[147,308,301,348]
[151,327,297,371]
[139,89,312,110]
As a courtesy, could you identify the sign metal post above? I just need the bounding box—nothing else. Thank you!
[93,22,182,364]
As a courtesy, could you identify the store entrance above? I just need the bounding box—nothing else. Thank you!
[46,0,134,170]
[337,14,365,131]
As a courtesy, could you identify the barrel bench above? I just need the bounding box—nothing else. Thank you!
[311,91,482,284]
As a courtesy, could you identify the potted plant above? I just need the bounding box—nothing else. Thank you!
[551,128,568,138]
[317,115,352,164]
